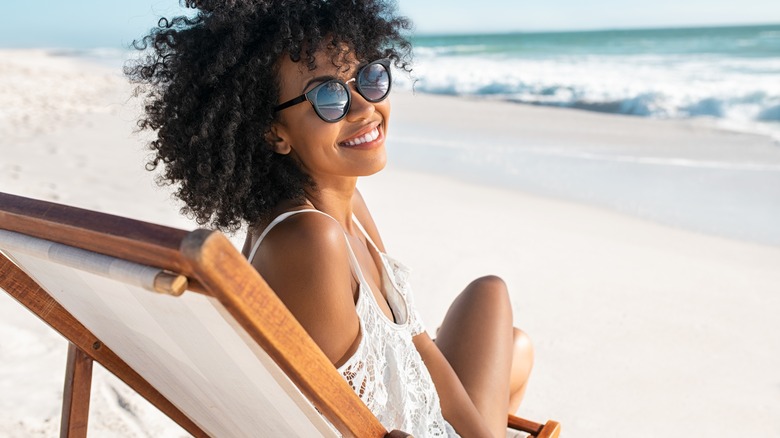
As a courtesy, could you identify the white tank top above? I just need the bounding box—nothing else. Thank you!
[248,209,459,437]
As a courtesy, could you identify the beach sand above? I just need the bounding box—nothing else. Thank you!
[1,50,779,437]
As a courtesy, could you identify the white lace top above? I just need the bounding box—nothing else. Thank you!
[248,209,459,437]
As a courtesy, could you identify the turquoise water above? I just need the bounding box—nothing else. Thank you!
[400,25,780,138]
[413,25,780,58]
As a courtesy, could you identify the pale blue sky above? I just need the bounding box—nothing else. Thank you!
[400,0,780,34]
[1,0,779,47]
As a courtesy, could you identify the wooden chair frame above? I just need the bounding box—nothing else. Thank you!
[0,192,560,438]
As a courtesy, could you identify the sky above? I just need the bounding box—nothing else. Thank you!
[399,0,780,34]
[1,0,779,48]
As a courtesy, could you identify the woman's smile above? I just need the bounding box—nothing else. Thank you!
[339,122,384,149]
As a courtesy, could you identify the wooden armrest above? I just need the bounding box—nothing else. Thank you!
[508,414,561,438]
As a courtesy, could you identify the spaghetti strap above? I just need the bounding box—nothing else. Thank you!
[246,209,371,287]
[351,214,381,253]
[248,209,323,263]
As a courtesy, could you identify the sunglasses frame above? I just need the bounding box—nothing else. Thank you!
[274,59,392,123]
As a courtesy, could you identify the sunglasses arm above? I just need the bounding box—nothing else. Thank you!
[274,94,308,113]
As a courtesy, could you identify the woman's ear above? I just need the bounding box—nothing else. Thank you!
[265,124,292,155]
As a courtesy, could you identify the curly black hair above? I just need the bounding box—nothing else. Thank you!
[126,0,412,231]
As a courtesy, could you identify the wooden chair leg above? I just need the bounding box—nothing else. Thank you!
[60,342,94,438]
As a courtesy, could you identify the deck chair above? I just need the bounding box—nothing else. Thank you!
[0,191,560,438]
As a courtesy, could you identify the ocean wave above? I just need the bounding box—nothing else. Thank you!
[758,104,780,121]
[395,52,780,138]
[414,45,492,57]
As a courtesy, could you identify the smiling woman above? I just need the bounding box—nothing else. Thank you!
[125,0,412,230]
[269,52,391,181]
[126,1,534,437]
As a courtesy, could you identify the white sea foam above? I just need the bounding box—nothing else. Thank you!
[396,55,780,126]
[400,27,780,140]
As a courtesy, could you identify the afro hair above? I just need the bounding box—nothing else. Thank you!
[126,0,412,231]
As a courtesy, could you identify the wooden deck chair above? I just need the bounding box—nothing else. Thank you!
[0,191,560,438]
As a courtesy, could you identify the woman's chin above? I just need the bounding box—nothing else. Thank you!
[357,153,388,177]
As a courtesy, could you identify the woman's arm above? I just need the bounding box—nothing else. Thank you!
[352,190,493,436]
[251,212,361,366]
[414,333,494,437]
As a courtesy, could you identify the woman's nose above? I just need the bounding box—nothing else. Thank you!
[346,87,375,121]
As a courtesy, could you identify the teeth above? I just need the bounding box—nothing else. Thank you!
[343,127,379,146]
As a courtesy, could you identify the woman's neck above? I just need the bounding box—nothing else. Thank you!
[303,178,358,231]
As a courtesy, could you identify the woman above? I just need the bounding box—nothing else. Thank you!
[127,1,533,436]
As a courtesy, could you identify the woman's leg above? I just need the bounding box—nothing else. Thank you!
[508,328,534,413]
[434,275,516,437]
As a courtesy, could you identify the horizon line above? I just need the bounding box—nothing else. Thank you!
[411,21,780,38]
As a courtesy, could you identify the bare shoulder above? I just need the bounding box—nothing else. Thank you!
[256,211,348,264]
[251,211,360,366]
[351,188,386,252]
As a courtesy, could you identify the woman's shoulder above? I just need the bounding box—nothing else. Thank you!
[254,209,349,269]
[249,209,361,365]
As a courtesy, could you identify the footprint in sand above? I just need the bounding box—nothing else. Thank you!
[43,182,60,201]
[9,164,21,180]
[75,155,88,168]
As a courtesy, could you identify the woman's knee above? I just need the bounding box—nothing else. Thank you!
[468,274,506,290]
[465,275,509,301]
[457,275,512,319]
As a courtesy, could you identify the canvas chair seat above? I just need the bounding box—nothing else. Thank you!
[0,191,560,438]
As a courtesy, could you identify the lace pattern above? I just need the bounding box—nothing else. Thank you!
[337,253,459,437]
[382,253,427,336]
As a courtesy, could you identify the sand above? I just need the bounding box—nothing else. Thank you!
[1,50,779,437]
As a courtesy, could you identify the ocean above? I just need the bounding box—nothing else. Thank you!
[399,24,780,140]
[3,24,779,245]
[37,24,780,140]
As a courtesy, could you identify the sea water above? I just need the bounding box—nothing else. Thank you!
[42,24,780,140]
[399,24,780,140]
[11,24,780,245]
[388,25,780,246]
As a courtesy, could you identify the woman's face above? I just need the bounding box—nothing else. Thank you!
[271,49,391,185]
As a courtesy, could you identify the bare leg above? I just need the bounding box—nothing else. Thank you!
[508,328,534,414]
[434,275,514,437]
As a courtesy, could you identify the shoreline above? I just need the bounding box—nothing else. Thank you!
[4,46,780,143]
[388,90,780,247]
[3,48,779,246]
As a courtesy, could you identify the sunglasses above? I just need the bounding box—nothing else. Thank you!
[274,59,392,123]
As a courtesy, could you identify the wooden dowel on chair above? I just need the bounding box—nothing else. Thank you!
[60,343,93,438]
[152,271,188,296]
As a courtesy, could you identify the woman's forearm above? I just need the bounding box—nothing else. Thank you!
[413,333,494,438]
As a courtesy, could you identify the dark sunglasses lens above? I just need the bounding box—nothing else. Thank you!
[358,62,390,101]
[315,81,350,121]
